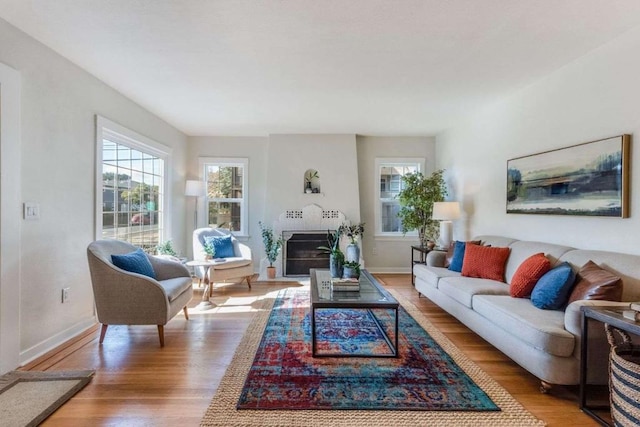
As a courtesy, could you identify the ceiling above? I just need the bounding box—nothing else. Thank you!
[2,1,640,136]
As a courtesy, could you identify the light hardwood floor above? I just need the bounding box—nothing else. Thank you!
[24,274,604,426]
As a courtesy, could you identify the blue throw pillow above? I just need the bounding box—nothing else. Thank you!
[111,248,156,279]
[204,234,236,258]
[448,241,466,272]
[531,262,576,310]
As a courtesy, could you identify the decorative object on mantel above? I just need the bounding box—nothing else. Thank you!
[507,134,630,217]
[259,221,284,279]
[304,169,320,194]
[339,222,365,263]
[397,169,448,247]
[432,201,461,249]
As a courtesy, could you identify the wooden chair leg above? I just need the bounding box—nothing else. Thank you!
[245,275,252,289]
[99,324,108,344]
[183,306,189,320]
[540,380,553,394]
[157,325,165,347]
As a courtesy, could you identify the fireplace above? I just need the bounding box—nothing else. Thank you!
[283,231,329,276]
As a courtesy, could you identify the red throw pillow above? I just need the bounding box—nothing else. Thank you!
[510,253,551,298]
[444,240,481,268]
[461,244,511,282]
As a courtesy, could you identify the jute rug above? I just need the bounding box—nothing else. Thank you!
[0,369,93,426]
[201,289,546,426]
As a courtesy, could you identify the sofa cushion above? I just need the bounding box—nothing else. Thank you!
[438,276,509,308]
[204,234,236,258]
[502,240,574,284]
[510,253,551,298]
[461,244,510,282]
[531,262,577,310]
[210,257,251,270]
[473,295,575,357]
[414,264,461,289]
[159,277,193,302]
[111,248,156,279]
[567,260,623,304]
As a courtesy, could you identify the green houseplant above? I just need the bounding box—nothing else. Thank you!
[318,228,344,278]
[397,169,448,247]
[342,260,361,279]
[259,221,284,279]
[203,241,216,260]
[339,222,365,263]
[156,240,178,257]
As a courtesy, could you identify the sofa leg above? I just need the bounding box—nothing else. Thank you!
[99,324,108,344]
[540,381,553,394]
[245,275,252,289]
[183,306,189,320]
[157,325,165,347]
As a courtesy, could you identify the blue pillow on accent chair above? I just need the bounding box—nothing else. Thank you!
[448,241,467,272]
[204,234,236,258]
[531,262,576,310]
[111,248,156,279]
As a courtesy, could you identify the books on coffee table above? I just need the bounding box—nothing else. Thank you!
[331,277,360,292]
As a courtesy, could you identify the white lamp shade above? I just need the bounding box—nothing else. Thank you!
[185,180,206,197]
[432,201,461,221]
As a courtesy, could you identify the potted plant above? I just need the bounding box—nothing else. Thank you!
[203,241,216,260]
[342,260,361,279]
[318,228,344,278]
[339,222,365,263]
[156,240,178,257]
[259,221,284,279]
[304,170,319,193]
[397,169,448,247]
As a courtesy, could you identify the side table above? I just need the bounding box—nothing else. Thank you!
[411,245,431,285]
[580,306,640,426]
[185,260,219,310]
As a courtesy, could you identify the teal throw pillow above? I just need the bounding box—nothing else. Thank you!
[204,234,236,258]
[111,248,156,279]
[531,262,576,310]
[448,241,466,272]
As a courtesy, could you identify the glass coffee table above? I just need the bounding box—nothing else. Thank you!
[310,268,399,358]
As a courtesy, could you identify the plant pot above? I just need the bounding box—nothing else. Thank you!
[329,254,343,278]
[345,244,360,263]
[266,266,276,279]
[205,255,213,261]
[343,266,359,279]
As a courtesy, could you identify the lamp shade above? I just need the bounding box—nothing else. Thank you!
[432,201,461,221]
[185,180,206,197]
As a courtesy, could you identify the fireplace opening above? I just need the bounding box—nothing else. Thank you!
[283,231,330,276]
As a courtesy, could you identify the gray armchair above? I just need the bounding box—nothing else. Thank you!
[192,228,253,289]
[87,240,193,347]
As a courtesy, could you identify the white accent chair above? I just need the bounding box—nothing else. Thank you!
[192,228,253,289]
[86,240,193,347]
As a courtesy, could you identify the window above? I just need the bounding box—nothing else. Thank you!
[96,116,171,251]
[200,158,249,236]
[375,158,424,236]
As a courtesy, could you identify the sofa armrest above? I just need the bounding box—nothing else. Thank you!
[426,251,446,267]
[564,300,631,336]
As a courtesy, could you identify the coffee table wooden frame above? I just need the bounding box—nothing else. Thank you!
[310,269,399,358]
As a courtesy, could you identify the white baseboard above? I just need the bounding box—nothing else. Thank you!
[19,316,97,366]
[365,267,411,274]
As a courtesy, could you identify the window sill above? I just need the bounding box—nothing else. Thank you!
[373,234,419,242]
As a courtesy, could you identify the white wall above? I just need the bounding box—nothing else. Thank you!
[437,25,640,254]
[0,17,188,367]
[357,136,436,272]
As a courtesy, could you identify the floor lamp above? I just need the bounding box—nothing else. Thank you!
[185,180,206,231]
[432,201,461,249]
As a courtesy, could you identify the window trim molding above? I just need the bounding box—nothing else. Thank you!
[198,156,250,236]
[95,115,173,242]
[374,157,425,238]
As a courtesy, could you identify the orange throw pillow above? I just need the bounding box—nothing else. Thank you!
[461,244,511,282]
[510,253,551,298]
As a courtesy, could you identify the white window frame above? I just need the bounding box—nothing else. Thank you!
[199,157,249,237]
[374,157,425,239]
[95,115,172,243]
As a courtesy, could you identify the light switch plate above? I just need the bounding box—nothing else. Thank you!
[23,202,40,220]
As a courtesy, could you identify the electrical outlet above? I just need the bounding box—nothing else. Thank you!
[372,246,378,255]
[62,288,70,303]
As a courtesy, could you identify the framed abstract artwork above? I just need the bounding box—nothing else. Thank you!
[506,135,630,217]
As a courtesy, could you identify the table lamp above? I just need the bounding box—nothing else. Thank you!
[432,201,461,249]
[185,180,206,230]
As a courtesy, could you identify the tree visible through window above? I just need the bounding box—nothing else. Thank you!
[375,158,424,235]
[202,158,248,235]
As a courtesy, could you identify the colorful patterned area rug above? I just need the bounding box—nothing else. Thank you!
[237,288,498,411]
[200,288,546,426]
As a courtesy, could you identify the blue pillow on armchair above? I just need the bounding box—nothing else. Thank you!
[448,241,467,272]
[204,234,236,258]
[111,248,156,279]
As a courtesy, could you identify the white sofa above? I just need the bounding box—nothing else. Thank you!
[413,235,640,391]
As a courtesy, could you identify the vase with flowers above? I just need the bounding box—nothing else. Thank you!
[339,222,365,263]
